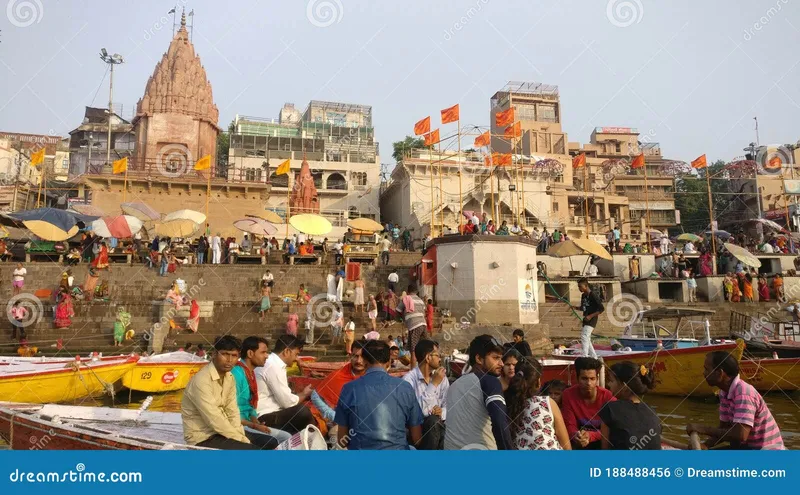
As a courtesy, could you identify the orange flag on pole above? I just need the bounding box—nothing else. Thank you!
[414,116,431,136]
[423,129,440,147]
[692,154,708,169]
[474,131,490,148]
[495,108,515,127]
[572,153,586,169]
[441,104,460,124]
[504,122,521,139]
[631,153,645,169]
[485,152,513,166]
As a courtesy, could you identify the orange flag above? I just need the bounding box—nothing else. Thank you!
[692,154,707,169]
[484,152,511,166]
[631,153,645,169]
[414,116,431,136]
[441,104,460,124]
[504,122,521,139]
[572,153,586,169]
[474,131,490,148]
[495,108,515,127]
[423,129,440,147]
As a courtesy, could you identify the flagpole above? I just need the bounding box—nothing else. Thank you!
[286,170,291,239]
[36,164,43,207]
[783,174,791,233]
[122,165,128,203]
[429,144,435,238]
[438,140,444,235]
[457,119,463,233]
[644,160,651,242]
[583,161,590,237]
[520,157,526,229]
[706,167,717,275]
[206,162,212,229]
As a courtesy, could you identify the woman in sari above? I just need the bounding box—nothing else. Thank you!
[723,273,733,301]
[186,300,200,333]
[385,290,398,320]
[757,277,770,302]
[91,241,110,270]
[113,307,132,346]
[54,288,74,328]
[773,274,785,300]
[165,282,183,309]
[742,273,754,302]
[83,266,100,301]
[698,251,713,276]
[730,274,742,302]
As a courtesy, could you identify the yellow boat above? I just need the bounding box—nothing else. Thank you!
[739,357,800,393]
[121,351,206,393]
[602,340,745,397]
[0,355,138,404]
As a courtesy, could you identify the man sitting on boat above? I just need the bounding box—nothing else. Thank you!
[560,357,615,450]
[309,340,367,435]
[687,351,784,450]
[256,335,316,434]
[231,336,291,446]
[182,336,270,450]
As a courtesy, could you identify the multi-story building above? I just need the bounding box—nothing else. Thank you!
[229,100,380,227]
[0,132,66,210]
[68,107,135,177]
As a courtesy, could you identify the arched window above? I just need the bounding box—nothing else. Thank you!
[270,172,288,188]
[326,172,347,190]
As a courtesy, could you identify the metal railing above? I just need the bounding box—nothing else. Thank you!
[80,157,270,185]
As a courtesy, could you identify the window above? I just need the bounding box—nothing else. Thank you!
[352,172,367,186]
[615,143,621,153]
[270,172,288,187]
[313,172,323,189]
[537,104,557,122]
[326,173,347,190]
[348,206,359,219]
[245,168,261,182]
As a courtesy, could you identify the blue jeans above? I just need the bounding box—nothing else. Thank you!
[159,260,168,276]
[197,251,204,264]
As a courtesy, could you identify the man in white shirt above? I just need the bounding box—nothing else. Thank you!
[211,234,222,264]
[380,235,392,266]
[510,222,522,235]
[334,240,344,265]
[761,242,774,254]
[262,270,274,287]
[12,263,27,295]
[402,339,448,450]
[659,235,670,255]
[255,335,314,433]
[470,214,480,227]
[388,269,399,293]
[684,241,696,253]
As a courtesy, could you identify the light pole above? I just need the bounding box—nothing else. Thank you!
[99,48,124,166]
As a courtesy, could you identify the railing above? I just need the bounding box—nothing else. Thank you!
[79,158,271,185]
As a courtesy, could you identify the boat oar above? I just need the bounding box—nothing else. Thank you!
[661,432,703,450]
[689,431,702,450]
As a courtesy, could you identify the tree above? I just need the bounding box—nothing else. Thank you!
[672,160,730,234]
[216,121,235,178]
[392,136,424,163]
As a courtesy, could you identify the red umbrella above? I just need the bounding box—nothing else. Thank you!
[90,215,143,238]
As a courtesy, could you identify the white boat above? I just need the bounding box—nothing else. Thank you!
[616,307,716,351]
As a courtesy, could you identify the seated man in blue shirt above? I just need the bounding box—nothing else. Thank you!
[334,340,423,450]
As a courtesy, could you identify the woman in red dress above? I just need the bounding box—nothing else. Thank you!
[91,241,110,270]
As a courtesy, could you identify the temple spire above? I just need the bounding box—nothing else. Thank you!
[181,7,186,28]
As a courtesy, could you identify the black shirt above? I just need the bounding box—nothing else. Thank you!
[580,291,604,327]
[598,401,661,450]
[505,341,532,357]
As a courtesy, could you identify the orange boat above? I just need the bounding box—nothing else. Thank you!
[739,357,800,393]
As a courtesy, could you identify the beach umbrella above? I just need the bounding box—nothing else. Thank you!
[347,217,383,232]
[247,211,283,224]
[121,202,160,222]
[2,208,98,241]
[723,242,762,268]
[234,217,277,236]
[90,215,143,239]
[154,219,200,238]
[164,209,207,225]
[677,233,702,242]
[547,239,612,261]
[290,214,332,236]
[648,230,664,239]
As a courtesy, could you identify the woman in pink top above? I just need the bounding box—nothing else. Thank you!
[286,310,299,336]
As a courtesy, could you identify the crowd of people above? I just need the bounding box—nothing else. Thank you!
[181,332,784,451]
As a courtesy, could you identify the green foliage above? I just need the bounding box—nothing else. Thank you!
[392,136,424,163]
[672,160,730,234]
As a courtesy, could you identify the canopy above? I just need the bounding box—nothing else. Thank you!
[154,219,199,238]
[547,238,612,261]
[120,202,161,222]
[346,217,383,232]
[163,209,206,225]
[248,211,283,224]
[234,218,277,236]
[723,242,762,268]
[90,215,143,239]
[289,214,332,236]
[753,218,784,231]
[677,233,702,242]
[2,208,98,241]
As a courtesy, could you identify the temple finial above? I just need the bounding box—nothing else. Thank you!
[180,7,186,27]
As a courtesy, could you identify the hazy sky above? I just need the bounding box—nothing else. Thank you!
[1,0,798,164]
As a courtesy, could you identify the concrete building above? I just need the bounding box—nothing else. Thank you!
[0,132,66,211]
[67,107,134,177]
[229,100,381,227]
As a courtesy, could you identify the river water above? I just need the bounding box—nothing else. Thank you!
[32,389,800,449]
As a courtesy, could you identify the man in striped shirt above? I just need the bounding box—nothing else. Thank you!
[687,351,784,449]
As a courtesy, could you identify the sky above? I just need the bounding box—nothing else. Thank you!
[0,0,798,166]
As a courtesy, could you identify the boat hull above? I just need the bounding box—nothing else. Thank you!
[121,362,204,393]
[0,358,138,404]
[617,338,697,352]
[739,357,800,393]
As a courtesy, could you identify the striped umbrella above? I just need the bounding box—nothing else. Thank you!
[121,202,161,221]
[234,218,277,236]
[90,215,143,239]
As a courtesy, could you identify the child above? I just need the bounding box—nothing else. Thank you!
[686,270,697,303]
[538,379,567,408]
[296,284,311,304]
[10,300,28,340]
[331,309,344,344]
[599,361,661,450]
[425,298,434,334]
[344,317,356,354]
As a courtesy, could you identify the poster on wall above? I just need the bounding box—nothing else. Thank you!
[519,277,537,323]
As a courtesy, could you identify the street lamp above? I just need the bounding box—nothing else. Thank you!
[99,49,124,166]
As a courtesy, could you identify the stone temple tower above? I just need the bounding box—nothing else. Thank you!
[132,10,219,174]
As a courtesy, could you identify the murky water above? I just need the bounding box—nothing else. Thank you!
[12,389,795,449]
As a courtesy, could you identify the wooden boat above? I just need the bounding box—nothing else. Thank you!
[0,402,202,450]
[0,355,138,404]
[739,356,800,393]
[121,351,206,393]
[617,307,715,351]
[731,310,800,358]
[287,355,318,377]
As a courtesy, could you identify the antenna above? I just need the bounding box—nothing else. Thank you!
[188,9,195,41]
[168,6,177,36]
